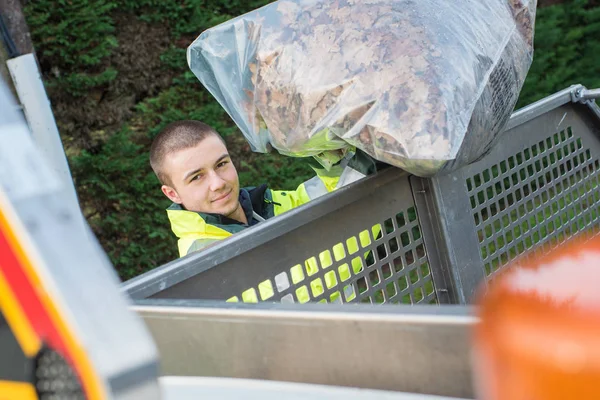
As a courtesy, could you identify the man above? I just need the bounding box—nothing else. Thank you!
[152,120,384,303]
[151,120,306,257]
[150,120,378,258]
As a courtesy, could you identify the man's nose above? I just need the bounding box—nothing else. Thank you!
[208,171,226,192]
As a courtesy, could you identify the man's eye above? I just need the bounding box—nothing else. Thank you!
[191,174,203,182]
[217,161,228,168]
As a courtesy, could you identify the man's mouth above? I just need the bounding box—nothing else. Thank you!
[212,190,232,203]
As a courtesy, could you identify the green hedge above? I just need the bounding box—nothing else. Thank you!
[516,0,600,107]
[25,0,118,96]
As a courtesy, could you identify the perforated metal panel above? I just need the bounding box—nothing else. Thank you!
[421,97,600,302]
[124,170,446,304]
[467,126,600,280]
[227,203,436,305]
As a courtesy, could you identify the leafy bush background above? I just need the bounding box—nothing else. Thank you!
[22,0,600,280]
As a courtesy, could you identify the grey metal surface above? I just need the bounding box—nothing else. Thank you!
[0,77,161,398]
[159,377,470,400]
[133,301,475,399]
[125,169,446,305]
[505,84,581,131]
[7,54,84,235]
[582,88,600,101]
[426,98,600,302]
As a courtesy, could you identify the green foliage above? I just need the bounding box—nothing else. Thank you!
[59,68,118,96]
[517,0,600,107]
[24,0,273,98]
[119,0,272,37]
[25,0,117,67]
[71,127,174,280]
[159,46,188,71]
[25,0,118,96]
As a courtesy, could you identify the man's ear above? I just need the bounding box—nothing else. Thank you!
[161,185,182,204]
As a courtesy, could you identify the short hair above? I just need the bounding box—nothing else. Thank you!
[150,120,225,186]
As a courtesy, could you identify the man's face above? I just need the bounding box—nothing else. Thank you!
[161,135,241,217]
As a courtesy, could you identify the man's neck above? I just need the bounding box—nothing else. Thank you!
[227,202,248,225]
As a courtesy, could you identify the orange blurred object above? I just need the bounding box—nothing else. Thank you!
[473,235,600,400]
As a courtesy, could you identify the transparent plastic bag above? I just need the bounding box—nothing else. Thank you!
[187,0,536,176]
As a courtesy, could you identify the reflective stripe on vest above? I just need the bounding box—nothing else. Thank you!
[304,165,367,201]
[302,176,329,200]
[337,165,367,188]
[185,237,224,256]
[167,208,232,257]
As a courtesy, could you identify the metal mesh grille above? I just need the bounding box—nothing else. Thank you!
[466,126,600,279]
[35,348,85,400]
[228,205,437,305]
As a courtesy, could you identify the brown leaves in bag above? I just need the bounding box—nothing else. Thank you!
[237,0,535,173]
